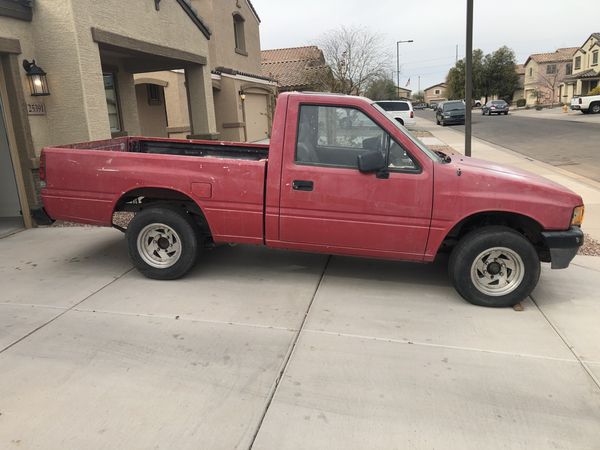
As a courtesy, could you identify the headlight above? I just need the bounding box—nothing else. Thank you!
[571,206,585,226]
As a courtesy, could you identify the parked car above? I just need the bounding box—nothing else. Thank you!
[413,103,427,110]
[38,92,584,308]
[570,94,600,114]
[473,100,482,107]
[482,100,509,115]
[429,102,438,110]
[436,100,466,126]
[374,100,415,127]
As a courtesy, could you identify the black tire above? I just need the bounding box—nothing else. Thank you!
[448,226,540,307]
[590,103,600,114]
[504,111,508,115]
[126,207,199,280]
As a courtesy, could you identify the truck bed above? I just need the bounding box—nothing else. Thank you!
[41,136,269,245]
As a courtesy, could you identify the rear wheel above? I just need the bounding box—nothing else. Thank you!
[448,226,540,307]
[590,103,600,114]
[126,207,199,280]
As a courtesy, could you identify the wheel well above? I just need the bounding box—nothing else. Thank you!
[113,187,212,239]
[395,118,404,125]
[442,212,549,261]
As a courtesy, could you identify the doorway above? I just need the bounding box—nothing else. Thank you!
[0,93,24,237]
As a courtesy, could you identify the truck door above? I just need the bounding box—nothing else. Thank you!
[278,101,433,260]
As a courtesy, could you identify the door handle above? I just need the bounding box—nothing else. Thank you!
[292,180,314,191]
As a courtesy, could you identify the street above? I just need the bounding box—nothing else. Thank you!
[416,109,600,182]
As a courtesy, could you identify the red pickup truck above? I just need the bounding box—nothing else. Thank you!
[37,92,585,307]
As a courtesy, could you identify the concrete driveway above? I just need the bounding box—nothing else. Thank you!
[1,227,599,449]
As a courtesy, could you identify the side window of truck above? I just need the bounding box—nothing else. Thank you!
[295,105,416,171]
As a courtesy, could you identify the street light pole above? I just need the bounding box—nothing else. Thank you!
[396,40,414,99]
[465,0,474,157]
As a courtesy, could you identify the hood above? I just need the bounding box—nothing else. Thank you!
[454,156,578,195]
[434,153,584,230]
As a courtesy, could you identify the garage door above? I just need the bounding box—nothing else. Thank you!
[244,93,269,143]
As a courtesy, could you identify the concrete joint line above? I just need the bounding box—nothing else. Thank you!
[72,307,298,333]
[303,329,579,364]
[530,294,600,391]
[0,268,134,355]
[247,255,332,449]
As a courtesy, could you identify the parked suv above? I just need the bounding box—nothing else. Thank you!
[482,100,509,115]
[374,100,416,127]
[436,101,465,126]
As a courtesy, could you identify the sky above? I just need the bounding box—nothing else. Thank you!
[251,0,599,92]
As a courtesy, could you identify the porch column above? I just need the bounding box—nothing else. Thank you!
[185,64,218,140]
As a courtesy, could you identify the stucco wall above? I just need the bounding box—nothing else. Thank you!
[135,84,168,137]
[1,0,212,155]
[192,0,262,74]
[0,14,50,154]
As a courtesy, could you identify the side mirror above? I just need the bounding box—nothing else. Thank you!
[357,150,386,173]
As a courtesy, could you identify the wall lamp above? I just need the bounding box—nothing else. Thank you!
[239,90,246,101]
[22,59,50,96]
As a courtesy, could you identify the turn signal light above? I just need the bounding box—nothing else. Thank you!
[571,206,585,226]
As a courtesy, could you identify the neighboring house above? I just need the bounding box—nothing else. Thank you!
[0,0,218,229]
[396,86,412,100]
[513,64,525,102]
[137,0,278,143]
[424,83,447,104]
[261,46,330,92]
[523,47,578,106]
[559,33,600,103]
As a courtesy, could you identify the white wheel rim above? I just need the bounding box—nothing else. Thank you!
[470,247,525,296]
[137,223,182,269]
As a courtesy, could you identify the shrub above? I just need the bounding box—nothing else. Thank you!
[589,86,600,96]
[516,98,526,107]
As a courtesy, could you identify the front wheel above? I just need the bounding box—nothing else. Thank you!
[448,226,540,307]
[590,103,600,114]
[126,207,199,280]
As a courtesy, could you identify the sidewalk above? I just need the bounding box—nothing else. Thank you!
[510,107,600,124]
[415,117,600,242]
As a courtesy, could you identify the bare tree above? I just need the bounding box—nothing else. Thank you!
[536,65,566,108]
[317,26,390,95]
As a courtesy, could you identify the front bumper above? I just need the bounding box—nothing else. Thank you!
[442,117,465,124]
[570,104,581,110]
[542,226,584,269]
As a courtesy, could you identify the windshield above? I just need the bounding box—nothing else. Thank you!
[372,103,442,163]
[492,100,506,105]
[376,101,410,112]
[443,102,465,111]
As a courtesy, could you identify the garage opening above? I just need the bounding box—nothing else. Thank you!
[0,95,24,237]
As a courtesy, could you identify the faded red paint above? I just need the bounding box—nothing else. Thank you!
[41,92,583,261]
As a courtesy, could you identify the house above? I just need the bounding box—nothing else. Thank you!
[559,33,600,103]
[0,0,222,230]
[0,0,274,231]
[513,64,525,102]
[523,47,578,106]
[135,0,277,143]
[424,82,447,104]
[261,46,330,92]
[396,86,412,100]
